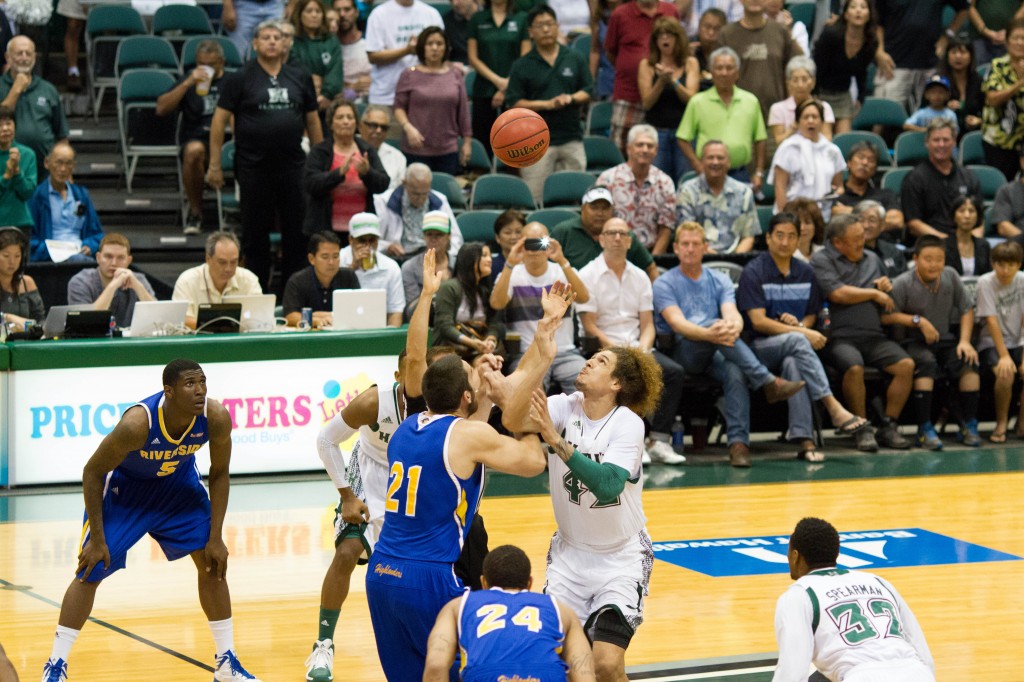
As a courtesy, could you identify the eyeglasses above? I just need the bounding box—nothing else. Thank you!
[601,230,629,238]
[362,122,388,130]
[531,20,557,29]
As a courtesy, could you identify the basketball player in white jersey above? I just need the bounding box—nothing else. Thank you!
[530,346,664,682]
[773,517,935,682]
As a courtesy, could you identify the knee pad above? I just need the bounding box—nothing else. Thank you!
[586,607,634,649]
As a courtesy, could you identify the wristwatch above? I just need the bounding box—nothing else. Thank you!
[912,314,921,326]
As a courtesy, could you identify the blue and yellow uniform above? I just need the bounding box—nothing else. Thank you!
[458,588,568,682]
[78,391,211,582]
[366,412,484,682]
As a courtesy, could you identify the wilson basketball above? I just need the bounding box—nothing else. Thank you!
[490,108,550,168]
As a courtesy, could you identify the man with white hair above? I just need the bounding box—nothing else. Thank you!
[374,163,462,259]
[596,124,677,255]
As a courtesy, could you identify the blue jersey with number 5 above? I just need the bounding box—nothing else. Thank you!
[116,391,209,480]
[458,588,568,682]
[374,413,483,563]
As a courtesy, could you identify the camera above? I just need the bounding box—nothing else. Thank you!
[524,237,548,252]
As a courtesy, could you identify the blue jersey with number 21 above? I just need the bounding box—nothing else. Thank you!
[458,588,568,682]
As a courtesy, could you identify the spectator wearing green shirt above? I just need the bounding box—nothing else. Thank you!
[0,106,36,231]
[675,46,766,193]
[506,4,593,204]
[289,0,346,110]
[467,0,531,147]
[0,36,69,183]
[550,185,660,282]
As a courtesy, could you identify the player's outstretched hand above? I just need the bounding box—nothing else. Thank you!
[342,496,370,525]
[76,539,110,581]
[540,281,576,324]
[525,389,557,443]
[421,248,444,298]
[204,538,229,581]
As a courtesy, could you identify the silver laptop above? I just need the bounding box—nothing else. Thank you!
[42,304,93,338]
[331,289,387,330]
[126,300,189,337]
[223,294,276,332]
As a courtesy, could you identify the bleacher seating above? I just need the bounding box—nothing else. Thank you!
[86,5,147,121]
[117,69,181,194]
[181,36,243,72]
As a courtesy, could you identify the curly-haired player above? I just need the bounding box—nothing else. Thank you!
[530,345,664,682]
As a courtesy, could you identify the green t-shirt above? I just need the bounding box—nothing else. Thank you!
[505,46,593,145]
[467,10,529,99]
[289,34,345,99]
[550,216,654,271]
[966,0,1022,41]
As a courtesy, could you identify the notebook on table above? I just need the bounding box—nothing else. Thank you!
[196,303,242,334]
[126,301,189,337]
[331,289,387,330]
[223,294,276,332]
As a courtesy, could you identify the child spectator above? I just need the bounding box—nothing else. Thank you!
[904,75,959,134]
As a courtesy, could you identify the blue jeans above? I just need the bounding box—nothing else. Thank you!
[672,337,774,446]
[752,332,833,441]
[654,127,691,184]
[227,0,284,61]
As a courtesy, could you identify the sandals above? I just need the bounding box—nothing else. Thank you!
[835,415,870,436]
[990,431,1008,444]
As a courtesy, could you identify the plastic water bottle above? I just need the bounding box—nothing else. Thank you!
[820,304,831,337]
[671,416,685,448]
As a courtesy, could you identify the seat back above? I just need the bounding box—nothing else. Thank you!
[852,97,908,130]
[181,35,243,71]
[583,135,624,175]
[153,4,214,36]
[470,175,536,210]
[542,170,595,208]
[704,260,744,286]
[527,208,578,229]
[457,209,502,242]
[893,131,927,167]
[461,137,492,174]
[586,101,612,137]
[880,168,911,194]
[86,6,147,96]
[116,36,180,76]
[833,131,893,167]
[966,164,1008,203]
[431,172,467,211]
[959,130,985,166]
[118,70,178,147]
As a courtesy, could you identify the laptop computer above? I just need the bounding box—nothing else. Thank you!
[126,300,189,338]
[63,309,113,339]
[42,304,94,338]
[331,289,387,330]
[196,303,242,334]
[223,294,276,332]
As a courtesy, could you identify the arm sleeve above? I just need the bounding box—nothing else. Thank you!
[28,185,47,261]
[304,142,343,197]
[900,171,926,224]
[393,69,412,112]
[27,289,45,323]
[505,62,525,106]
[772,586,816,682]
[563,451,629,503]
[281,271,306,315]
[317,412,360,488]
[736,187,759,237]
[14,148,36,199]
[432,279,467,345]
[975,277,996,318]
[991,184,1015,225]
[67,272,94,305]
[79,189,104,255]
[321,39,346,99]
[809,253,843,295]
[736,269,764,312]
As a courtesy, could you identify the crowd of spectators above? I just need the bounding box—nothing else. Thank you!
[8,0,1024,468]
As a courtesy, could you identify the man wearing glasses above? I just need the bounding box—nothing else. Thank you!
[505,4,593,204]
[359,105,406,192]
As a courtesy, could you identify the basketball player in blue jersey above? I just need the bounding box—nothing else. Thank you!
[424,544,595,682]
[41,359,261,682]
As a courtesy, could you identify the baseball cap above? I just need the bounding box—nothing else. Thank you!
[349,212,381,239]
[422,210,451,234]
[582,186,614,205]
[923,74,951,92]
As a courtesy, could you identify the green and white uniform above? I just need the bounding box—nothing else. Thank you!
[773,567,935,682]
[543,391,653,633]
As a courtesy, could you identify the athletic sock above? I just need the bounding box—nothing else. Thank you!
[960,390,980,422]
[208,617,234,658]
[67,66,80,76]
[50,625,79,661]
[912,390,932,427]
[318,607,340,642]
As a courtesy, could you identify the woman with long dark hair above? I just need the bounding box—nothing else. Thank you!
[432,242,505,359]
[288,0,345,110]
[0,227,43,331]
[811,0,878,135]
[467,0,530,149]
[945,195,991,277]
[931,35,983,135]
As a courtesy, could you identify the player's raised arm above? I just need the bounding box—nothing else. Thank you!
[422,598,461,682]
[76,407,149,579]
[405,247,444,398]
[449,418,547,478]
[558,601,596,682]
[204,398,233,581]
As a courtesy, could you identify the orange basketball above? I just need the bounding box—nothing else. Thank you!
[490,108,550,168]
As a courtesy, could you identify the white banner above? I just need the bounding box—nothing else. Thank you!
[8,356,397,485]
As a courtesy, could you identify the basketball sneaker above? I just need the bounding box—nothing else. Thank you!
[304,638,335,681]
[213,650,261,681]
[41,657,68,682]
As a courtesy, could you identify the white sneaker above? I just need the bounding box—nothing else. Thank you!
[213,650,261,681]
[646,439,686,464]
[304,639,335,681]
[641,448,652,465]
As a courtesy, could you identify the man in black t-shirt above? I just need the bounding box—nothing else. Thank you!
[156,40,227,235]
[207,19,324,292]
[281,231,360,328]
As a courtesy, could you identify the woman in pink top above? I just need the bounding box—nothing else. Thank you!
[393,26,473,175]
[303,98,390,243]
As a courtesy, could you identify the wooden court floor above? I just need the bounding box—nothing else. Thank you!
[2,459,1024,681]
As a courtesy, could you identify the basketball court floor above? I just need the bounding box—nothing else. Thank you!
[2,439,1023,681]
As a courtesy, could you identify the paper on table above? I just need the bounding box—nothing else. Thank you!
[45,240,82,263]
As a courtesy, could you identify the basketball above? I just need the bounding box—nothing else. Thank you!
[490,108,550,168]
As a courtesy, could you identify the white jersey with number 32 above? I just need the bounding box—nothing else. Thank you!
[545,392,646,552]
[773,568,935,682]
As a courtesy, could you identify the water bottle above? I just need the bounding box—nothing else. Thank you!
[671,416,685,448]
[819,304,831,337]
[108,314,116,338]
